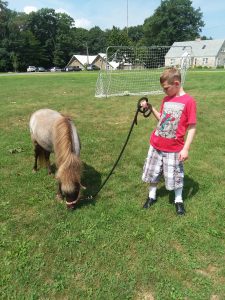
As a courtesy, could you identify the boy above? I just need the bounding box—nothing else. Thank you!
[141,67,196,215]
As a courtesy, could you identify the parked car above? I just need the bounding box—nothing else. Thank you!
[92,65,100,70]
[27,66,36,72]
[65,66,82,72]
[36,67,46,72]
[50,67,61,72]
[87,65,100,71]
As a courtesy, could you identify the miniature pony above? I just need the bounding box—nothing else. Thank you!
[29,108,82,209]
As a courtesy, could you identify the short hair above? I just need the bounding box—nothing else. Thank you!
[160,67,181,85]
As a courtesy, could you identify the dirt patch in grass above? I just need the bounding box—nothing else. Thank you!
[195,264,225,287]
[136,291,155,300]
[196,264,218,278]
[171,240,184,253]
[210,295,220,300]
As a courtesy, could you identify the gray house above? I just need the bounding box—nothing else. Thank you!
[165,39,225,68]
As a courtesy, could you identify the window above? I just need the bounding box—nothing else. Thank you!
[203,58,208,65]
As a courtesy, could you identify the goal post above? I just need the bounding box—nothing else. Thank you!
[95,45,192,98]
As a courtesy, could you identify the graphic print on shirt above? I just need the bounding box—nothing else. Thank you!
[155,102,185,138]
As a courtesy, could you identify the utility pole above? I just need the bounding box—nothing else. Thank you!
[126,0,129,35]
[85,42,89,66]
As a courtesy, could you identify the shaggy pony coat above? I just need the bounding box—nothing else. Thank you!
[29,109,82,208]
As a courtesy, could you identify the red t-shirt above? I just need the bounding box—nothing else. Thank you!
[150,93,197,152]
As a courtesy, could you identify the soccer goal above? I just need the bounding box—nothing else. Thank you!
[95,45,192,98]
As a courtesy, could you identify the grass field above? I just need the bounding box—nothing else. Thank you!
[0,70,225,299]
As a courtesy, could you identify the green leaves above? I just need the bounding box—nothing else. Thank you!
[143,0,205,46]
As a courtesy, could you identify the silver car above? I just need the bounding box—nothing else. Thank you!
[27,66,36,72]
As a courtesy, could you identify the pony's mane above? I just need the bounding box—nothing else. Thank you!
[53,116,82,192]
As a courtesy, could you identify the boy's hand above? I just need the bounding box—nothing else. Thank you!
[140,100,149,109]
[179,148,189,161]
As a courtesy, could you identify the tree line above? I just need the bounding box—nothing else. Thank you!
[0,0,206,72]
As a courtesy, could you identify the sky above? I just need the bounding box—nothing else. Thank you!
[7,0,225,40]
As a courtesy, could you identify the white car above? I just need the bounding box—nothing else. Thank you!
[50,67,61,72]
[27,66,36,72]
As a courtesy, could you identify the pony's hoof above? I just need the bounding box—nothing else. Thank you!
[32,169,37,173]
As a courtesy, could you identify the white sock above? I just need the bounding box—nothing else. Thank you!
[149,185,157,200]
[174,188,183,203]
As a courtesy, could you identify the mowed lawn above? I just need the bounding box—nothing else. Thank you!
[0,70,224,299]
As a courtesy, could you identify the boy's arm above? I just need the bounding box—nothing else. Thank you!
[151,106,160,121]
[179,124,196,161]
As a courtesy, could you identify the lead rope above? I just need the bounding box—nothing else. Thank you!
[82,97,152,201]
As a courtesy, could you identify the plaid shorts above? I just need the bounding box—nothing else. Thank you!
[142,146,184,191]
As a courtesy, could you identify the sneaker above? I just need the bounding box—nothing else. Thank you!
[143,197,157,209]
[175,202,185,215]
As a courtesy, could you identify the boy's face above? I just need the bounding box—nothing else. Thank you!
[161,80,180,97]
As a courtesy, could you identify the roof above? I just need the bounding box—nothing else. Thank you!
[98,53,107,59]
[73,55,97,66]
[66,53,125,70]
[67,53,107,67]
[166,39,225,58]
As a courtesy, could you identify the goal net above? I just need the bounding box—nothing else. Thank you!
[95,46,192,98]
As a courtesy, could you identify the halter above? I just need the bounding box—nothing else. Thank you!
[66,199,79,208]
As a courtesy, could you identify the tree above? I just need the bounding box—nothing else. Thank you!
[17,30,45,70]
[128,25,144,45]
[87,26,107,54]
[53,13,74,66]
[143,0,204,46]
[0,0,9,39]
[0,1,11,71]
[105,26,132,47]
[2,10,44,71]
[0,0,207,71]
[201,35,212,40]
[25,9,75,67]
[70,27,89,55]
[26,9,61,66]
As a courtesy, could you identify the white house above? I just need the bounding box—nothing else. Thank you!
[165,39,225,68]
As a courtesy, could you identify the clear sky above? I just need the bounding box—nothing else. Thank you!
[7,0,225,40]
